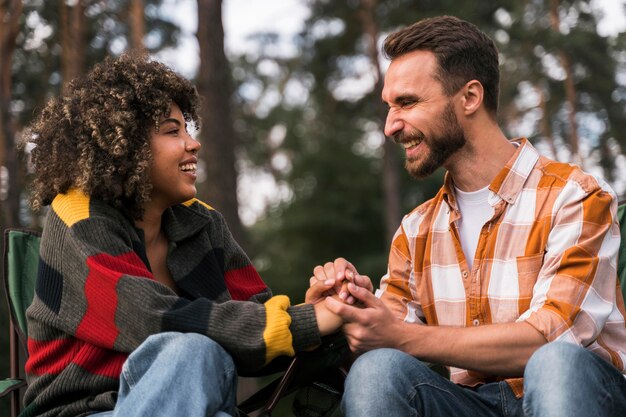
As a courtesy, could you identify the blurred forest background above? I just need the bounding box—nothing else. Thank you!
[1,0,625,415]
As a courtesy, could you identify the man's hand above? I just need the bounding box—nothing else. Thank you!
[325,282,400,354]
[306,257,373,305]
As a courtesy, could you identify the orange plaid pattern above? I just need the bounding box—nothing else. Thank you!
[378,138,626,396]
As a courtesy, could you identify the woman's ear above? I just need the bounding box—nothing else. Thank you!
[460,79,483,116]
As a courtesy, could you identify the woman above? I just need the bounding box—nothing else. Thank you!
[21,52,341,417]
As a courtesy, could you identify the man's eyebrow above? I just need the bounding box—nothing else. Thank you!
[394,94,419,103]
[383,93,419,106]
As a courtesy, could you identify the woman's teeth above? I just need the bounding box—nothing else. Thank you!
[180,163,197,172]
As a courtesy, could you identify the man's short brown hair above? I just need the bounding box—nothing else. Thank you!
[384,15,500,115]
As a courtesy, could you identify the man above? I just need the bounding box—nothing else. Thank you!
[312,15,626,417]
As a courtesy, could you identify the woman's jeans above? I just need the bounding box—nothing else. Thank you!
[91,332,237,417]
[342,342,626,417]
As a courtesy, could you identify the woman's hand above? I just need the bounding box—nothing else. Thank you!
[305,257,374,305]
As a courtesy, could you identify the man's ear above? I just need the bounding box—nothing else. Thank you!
[460,80,483,116]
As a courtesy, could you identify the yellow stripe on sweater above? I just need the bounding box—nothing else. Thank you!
[182,198,214,211]
[51,189,90,227]
[263,295,294,364]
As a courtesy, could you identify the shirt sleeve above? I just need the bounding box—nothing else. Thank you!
[379,221,427,324]
[518,181,620,346]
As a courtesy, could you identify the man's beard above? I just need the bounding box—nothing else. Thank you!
[397,102,466,179]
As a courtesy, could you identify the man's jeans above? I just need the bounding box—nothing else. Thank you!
[342,342,626,417]
[91,332,238,417]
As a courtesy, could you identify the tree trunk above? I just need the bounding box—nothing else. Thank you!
[196,0,247,246]
[129,0,145,51]
[359,0,401,246]
[549,0,582,167]
[536,84,559,160]
[60,0,86,93]
[0,0,23,228]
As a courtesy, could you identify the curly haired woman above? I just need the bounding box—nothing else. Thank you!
[21,52,343,417]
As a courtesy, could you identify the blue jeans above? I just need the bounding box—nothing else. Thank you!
[524,342,626,416]
[342,343,626,417]
[91,332,237,417]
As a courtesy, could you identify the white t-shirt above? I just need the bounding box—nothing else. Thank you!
[454,185,494,269]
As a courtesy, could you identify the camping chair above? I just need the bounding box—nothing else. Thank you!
[1,228,38,417]
[0,228,348,417]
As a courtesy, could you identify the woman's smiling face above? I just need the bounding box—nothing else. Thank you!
[147,102,201,210]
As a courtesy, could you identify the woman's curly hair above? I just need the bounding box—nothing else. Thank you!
[24,52,200,220]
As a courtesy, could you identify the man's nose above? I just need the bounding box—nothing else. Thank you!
[384,110,403,138]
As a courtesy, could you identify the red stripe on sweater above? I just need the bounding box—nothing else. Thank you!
[76,252,153,349]
[73,344,127,378]
[224,265,268,301]
[26,337,81,375]
[26,337,127,378]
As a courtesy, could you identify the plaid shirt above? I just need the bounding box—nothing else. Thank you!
[378,138,626,396]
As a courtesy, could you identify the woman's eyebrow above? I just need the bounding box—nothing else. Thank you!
[160,118,182,126]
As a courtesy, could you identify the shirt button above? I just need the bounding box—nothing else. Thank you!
[462,271,468,278]
[472,319,480,326]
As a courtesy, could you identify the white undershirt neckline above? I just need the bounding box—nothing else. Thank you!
[454,185,494,269]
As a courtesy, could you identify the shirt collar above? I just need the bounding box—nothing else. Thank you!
[442,138,539,209]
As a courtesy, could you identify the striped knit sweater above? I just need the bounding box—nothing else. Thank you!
[21,189,320,417]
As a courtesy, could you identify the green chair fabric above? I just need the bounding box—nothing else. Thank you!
[0,378,26,397]
[2,229,40,417]
[5,229,40,342]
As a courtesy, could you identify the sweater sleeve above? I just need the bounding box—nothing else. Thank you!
[212,211,320,354]
[34,208,319,372]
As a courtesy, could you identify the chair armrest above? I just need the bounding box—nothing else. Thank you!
[0,378,26,397]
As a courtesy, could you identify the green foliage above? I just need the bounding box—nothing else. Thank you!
[13,0,180,127]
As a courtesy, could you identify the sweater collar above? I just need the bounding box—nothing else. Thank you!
[161,200,213,242]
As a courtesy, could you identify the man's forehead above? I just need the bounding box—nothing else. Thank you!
[382,53,440,101]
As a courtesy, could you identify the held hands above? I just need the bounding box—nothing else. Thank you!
[305,257,374,305]
[307,257,374,338]
[306,258,399,352]
[325,282,400,354]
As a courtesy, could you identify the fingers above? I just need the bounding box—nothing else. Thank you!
[305,271,336,304]
[345,282,378,307]
[338,280,356,304]
[325,296,362,322]
[353,274,374,293]
[334,258,356,281]
[310,258,365,304]
[313,265,335,286]
[311,258,358,281]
